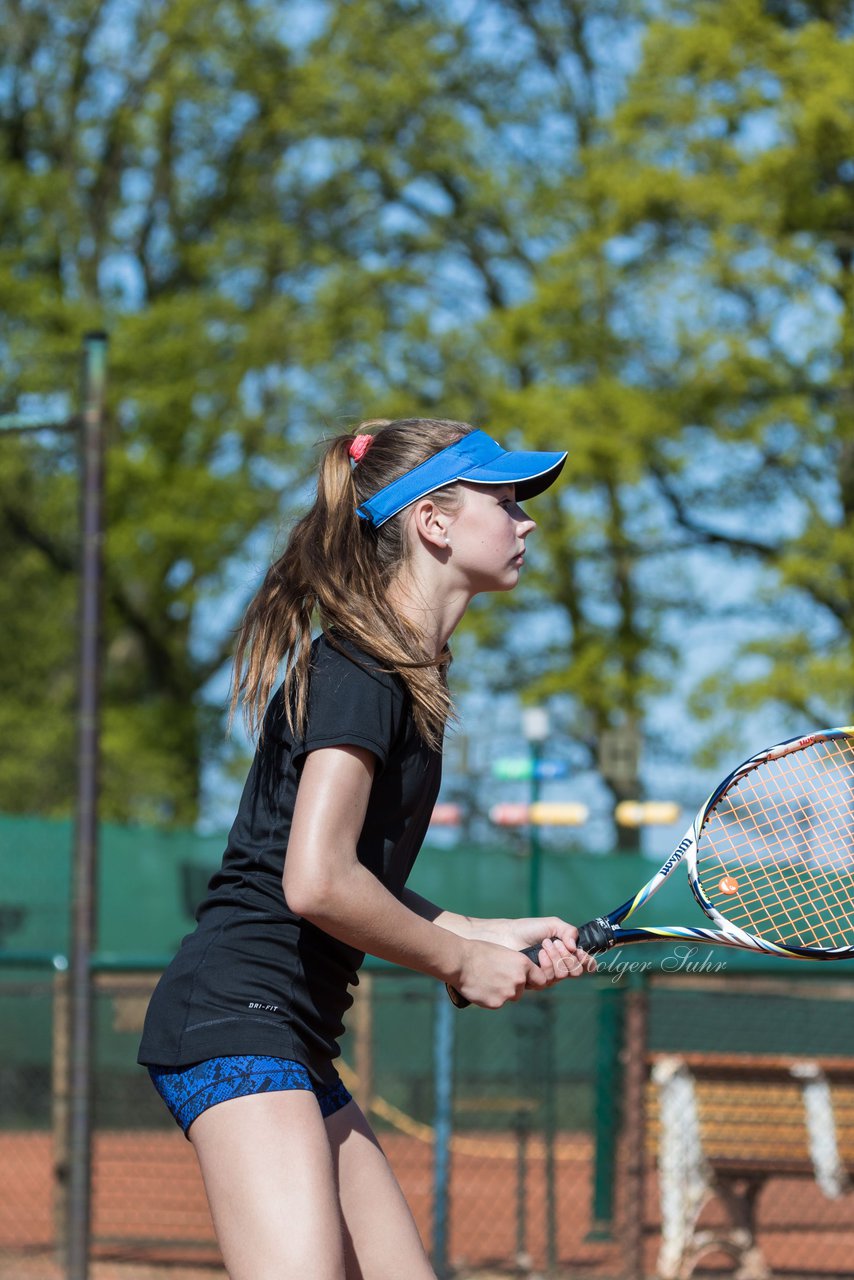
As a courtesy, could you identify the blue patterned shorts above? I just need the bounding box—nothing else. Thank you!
[148,1054,353,1136]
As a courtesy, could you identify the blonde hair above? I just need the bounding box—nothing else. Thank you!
[230,417,475,749]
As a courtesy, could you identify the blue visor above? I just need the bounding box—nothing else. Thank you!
[356,430,567,528]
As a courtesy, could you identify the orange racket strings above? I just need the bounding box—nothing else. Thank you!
[703,740,854,944]
[696,737,854,948]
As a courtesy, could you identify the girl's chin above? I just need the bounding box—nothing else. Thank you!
[469,566,522,594]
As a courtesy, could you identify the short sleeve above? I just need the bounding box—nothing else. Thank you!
[291,638,403,769]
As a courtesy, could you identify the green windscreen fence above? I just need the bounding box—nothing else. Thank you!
[0,810,828,967]
[0,809,840,1072]
[1,810,707,957]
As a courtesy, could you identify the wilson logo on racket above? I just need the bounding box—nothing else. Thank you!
[662,836,693,873]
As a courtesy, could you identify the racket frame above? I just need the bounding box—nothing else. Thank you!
[585,726,854,961]
[450,726,854,1007]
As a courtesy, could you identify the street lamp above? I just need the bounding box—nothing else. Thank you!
[521,706,549,747]
[521,706,549,918]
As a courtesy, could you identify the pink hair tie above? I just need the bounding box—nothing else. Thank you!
[349,434,373,463]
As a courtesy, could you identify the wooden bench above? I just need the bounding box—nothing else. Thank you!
[646,1052,854,1280]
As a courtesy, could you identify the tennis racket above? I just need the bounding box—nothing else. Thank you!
[447,727,854,1008]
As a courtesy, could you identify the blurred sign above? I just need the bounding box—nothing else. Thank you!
[492,758,531,781]
[490,803,531,826]
[530,802,588,827]
[490,802,589,827]
[535,760,570,781]
[492,758,570,781]
[615,801,681,827]
[429,803,462,826]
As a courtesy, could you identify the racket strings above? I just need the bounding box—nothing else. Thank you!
[697,736,854,948]
[728,752,853,939]
[702,743,854,945]
[718,744,854,946]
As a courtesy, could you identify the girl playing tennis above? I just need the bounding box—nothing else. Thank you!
[138,418,595,1280]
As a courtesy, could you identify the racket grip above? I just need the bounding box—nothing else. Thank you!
[524,922,616,960]
[576,917,615,954]
[446,983,470,1009]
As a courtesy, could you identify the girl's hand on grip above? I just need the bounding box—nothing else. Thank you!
[526,935,593,984]
[504,916,598,982]
[453,939,544,1009]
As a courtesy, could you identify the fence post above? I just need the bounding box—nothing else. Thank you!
[588,981,625,1239]
[514,999,539,1270]
[621,975,649,1280]
[351,971,374,1116]
[67,331,108,1280]
[432,983,454,1280]
[542,996,558,1273]
[515,1100,529,1266]
[52,964,71,1267]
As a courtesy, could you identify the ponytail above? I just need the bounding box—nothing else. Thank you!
[230,418,474,749]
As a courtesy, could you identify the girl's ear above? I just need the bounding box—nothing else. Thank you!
[411,498,450,549]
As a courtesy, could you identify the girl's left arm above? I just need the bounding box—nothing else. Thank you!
[401,888,596,982]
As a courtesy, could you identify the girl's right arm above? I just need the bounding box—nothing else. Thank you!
[283,744,545,1008]
[401,888,594,983]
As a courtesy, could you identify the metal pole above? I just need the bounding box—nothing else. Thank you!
[588,982,625,1239]
[432,983,455,1279]
[352,971,374,1116]
[515,1101,528,1266]
[622,976,649,1280]
[527,739,558,1271]
[67,332,107,1280]
[528,739,542,917]
[542,995,558,1274]
[515,1007,534,1269]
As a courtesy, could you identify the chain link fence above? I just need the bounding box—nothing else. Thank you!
[1,958,854,1278]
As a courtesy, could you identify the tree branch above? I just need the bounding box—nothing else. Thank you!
[650,465,777,557]
[1,500,200,699]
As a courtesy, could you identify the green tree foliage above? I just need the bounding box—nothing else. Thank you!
[0,0,544,822]
[439,0,680,844]
[451,0,854,820]
[4,0,853,832]
[594,0,854,747]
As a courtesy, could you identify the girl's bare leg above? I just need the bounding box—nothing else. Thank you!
[325,1100,437,1280]
[190,1090,346,1280]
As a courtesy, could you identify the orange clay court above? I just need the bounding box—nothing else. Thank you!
[2,1130,854,1280]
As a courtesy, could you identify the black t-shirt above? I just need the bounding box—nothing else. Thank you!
[138,634,443,1086]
